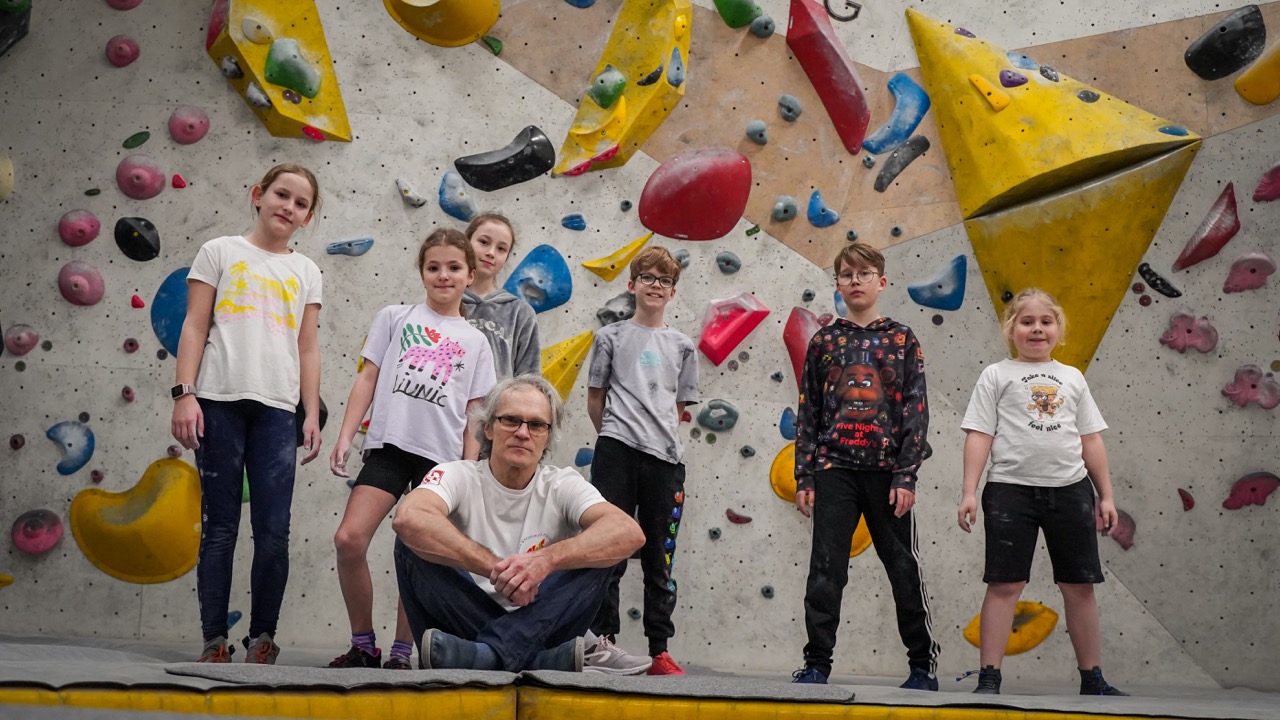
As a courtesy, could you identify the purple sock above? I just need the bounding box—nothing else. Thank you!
[352,631,377,656]
[390,639,414,659]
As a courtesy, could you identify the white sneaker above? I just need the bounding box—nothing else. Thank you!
[582,632,652,675]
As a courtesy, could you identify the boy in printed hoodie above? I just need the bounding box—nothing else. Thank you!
[462,214,541,379]
[791,243,940,689]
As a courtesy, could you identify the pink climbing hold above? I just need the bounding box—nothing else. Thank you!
[131,294,146,309]
[4,324,40,356]
[105,0,144,9]
[786,0,871,153]
[784,307,823,391]
[1253,162,1280,202]
[105,35,140,67]
[1222,472,1280,510]
[58,209,101,247]
[697,292,770,365]
[58,261,105,306]
[1107,509,1136,550]
[11,509,64,556]
[1158,311,1218,353]
[168,105,211,145]
[172,174,187,189]
[121,386,135,402]
[1223,253,1275,293]
[1221,365,1280,410]
[725,508,753,524]
[1172,183,1239,272]
[116,154,165,200]
[1177,488,1194,511]
[639,148,752,241]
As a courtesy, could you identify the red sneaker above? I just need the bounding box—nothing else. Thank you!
[647,651,686,676]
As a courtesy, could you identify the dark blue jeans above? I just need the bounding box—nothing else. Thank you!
[393,538,609,671]
[194,398,297,643]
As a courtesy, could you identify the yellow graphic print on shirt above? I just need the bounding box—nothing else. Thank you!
[214,259,300,335]
[1026,385,1065,420]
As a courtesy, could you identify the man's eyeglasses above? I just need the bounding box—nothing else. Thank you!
[635,273,676,289]
[494,415,551,435]
[836,270,880,286]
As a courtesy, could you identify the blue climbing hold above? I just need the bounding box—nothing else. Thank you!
[47,421,95,476]
[561,213,587,231]
[227,610,243,632]
[574,447,595,467]
[749,15,775,38]
[326,238,374,256]
[151,267,190,356]
[563,0,596,8]
[667,46,685,88]
[907,254,967,311]
[502,244,573,314]
[999,69,1028,88]
[1159,125,1190,137]
[862,73,931,155]
[807,190,839,228]
[438,171,477,222]
[779,406,797,440]
[1006,51,1038,70]
[833,289,847,317]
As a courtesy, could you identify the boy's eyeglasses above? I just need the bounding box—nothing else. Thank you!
[635,273,676,288]
[493,415,552,435]
[836,270,880,286]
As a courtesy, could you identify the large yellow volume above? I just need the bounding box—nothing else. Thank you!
[583,232,653,282]
[541,331,595,401]
[769,443,871,557]
[906,9,1196,219]
[964,600,1060,655]
[384,0,499,48]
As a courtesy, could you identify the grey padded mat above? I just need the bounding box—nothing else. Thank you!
[165,664,516,689]
[518,670,857,704]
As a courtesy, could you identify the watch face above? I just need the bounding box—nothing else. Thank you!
[171,385,186,399]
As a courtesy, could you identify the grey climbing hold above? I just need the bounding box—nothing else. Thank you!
[802,289,815,302]
[749,15,775,38]
[708,527,722,540]
[761,585,774,599]
[740,445,756,458]
[1077,90,1100,103]
[1039,65,1059,82]
[697,399,739,431]
[716,251,741,274]
[862,155,875,168]
[627,607,642,620]
[395,178,427,208]
[772,195,798,222]
[846,229,858,241]
[890,225,903,237]
[620,199,633,212]
[778,94,803,122]
[727,360,739,371]
[770,371,784,382]
[673,248,690,269]
[219,56,244,79]
[245,82,271,108]
[745,119,768,145]
[596,291,636,326]
[874,135,930,192]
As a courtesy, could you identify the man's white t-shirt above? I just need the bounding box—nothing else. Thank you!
[188,235,323,411]
[418,460,605,610]
[960,358,1107,488]
[361,304,496,463]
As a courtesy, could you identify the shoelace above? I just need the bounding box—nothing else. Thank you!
[249,640,275,663]
[956,669,980,681]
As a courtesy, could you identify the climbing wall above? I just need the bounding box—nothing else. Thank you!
[1,0,1277,692]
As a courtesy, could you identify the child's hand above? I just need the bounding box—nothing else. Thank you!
[1097,498,1119,536]
[795,489,815,518]
[889,487,915,518]
[957,495,978,533]
[171,396,203,450]
[330,437,352,478]
[299,416,322,465]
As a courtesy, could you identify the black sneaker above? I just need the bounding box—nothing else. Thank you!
[383,655,412,670]
[900,667,938,691]
[791,667,828,684]
[1079,666,1128,696]
[326,645,381,668]
[974,665,1002,694]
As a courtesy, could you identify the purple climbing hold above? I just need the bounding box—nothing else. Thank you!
[116,154,165,200]
[954,27,976,38]
[999,69,1027,88]
[58,210,101,247]
[168,106,211,144]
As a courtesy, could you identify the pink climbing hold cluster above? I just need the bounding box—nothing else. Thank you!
[168,106,211,145]
[1222,472,1280,509]
[58,209,101,247]
[1221,365,1280,410]
[697,293,769,365]
[116,154,165,200]
[58,261,105,306]
[105,35,140,67]
[11,509,64,556]
[1159,311,1217,353]
[1097,508,1136,550]
[4,324,40,356]
[1253,162,1280,202]
[1223,253,1275,293]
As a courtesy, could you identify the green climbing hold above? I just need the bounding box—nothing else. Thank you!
[588,64,626,109]
[0,0,32,13]
[712,0,761,28]
[242,472,250,503]
[264,38,321,99]
[479,36,503,56]
[746,224,761,236]
[123,131,150,149]
[706,433,717,444]
[85,188,101,196]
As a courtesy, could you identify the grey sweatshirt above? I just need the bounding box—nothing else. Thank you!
[462,289,542,380]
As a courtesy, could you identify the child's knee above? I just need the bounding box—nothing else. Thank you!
[986,581,1025,600]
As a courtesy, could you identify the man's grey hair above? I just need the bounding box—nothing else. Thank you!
[468,374,566,460]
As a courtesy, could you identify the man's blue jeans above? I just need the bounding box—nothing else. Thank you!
[393,538,609,671]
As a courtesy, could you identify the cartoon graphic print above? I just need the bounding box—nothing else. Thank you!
[401,338,465,384]
[829,358,895,421]
[1026,384,1065,419]
[391,321,469,406]
[214,259,300,334]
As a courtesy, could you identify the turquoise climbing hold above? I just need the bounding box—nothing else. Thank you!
[667,46,685,87]
[745,119,768,145]
[697,399,739,431]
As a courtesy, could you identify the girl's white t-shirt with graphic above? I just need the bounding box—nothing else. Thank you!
[361,304,496,463]
[960,358,1107,488]
[188,235,323,411]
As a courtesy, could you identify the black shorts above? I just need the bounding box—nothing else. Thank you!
[982,477,1104,585]
[353,444,437,498]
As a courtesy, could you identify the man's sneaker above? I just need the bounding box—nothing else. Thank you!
[791,666,828,684]
[973,665,1002,694]
[383,655,412,670]
[1079,666,1129,696]
[645,651,684,676]
[243,633,280,665]
[582,634,653,675]
[197,637,233,663]
[326,645,381,668]
[900,667,939,691]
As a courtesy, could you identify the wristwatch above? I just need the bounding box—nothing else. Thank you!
[171,383,195,400]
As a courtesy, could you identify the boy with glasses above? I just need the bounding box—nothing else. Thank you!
[791,243,940,689]
[586,246,699,675]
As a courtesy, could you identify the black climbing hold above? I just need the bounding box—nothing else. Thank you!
[1076,90,1100,103]
[114,217,160,262]
[862,155,876,169]
[932,314,943,326]
[761,585,775,599]
[740,445,756,458]
[708,527,722,540]
[40,340,52,351]
[620,199,633,212]
[454,125,556,192]
[1039,65,1059,82]
[84,188,101,196]
[1001,290,1014,302]
[9,434,24,450]
[727,360,739,371]
[802,289,815,302]
[14,361,25,371]
[890,225,903,237]
[636,64,663,86]
[627,607,642,620]
[294,396,329,448]
[78,412,90,423]
[771,371,784,382]
[156,348,168,360]
[1137,262,1182,298]
[0,1,31,59]
[874,135,930,193]
[1184,5,1267,81]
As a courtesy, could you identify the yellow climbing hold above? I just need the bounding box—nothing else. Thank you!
[206,0,351,142]
[0,573,13,589]
[541,330,594,401]
[69,457,202,584]
[383,0,499,48]
[769,442,870,557]
[553,0,691,177]
[1235,41,1280,106]
[583,232,653,282]
[0,155,13,201]
[906,9,1196,219]
[964,600,1059,655]
[968,74,1010,112]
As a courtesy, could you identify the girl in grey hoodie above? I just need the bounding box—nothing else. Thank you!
[462,213,541,379]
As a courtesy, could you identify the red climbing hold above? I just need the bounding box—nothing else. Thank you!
[302,125,325,142]
[639,148,752,241]
[172,174,187,189]
[784,307,824,391]
[786,0,871,154]
[1177,488,1194,511]
[1253,162,1280,202]
[131,294,146,309]
[121,386,135,402]
[697,293,769,365]
[1172,183,1239,272]
[725,508,753,524]
[680,410,692,423]
[1222,472,1280,509]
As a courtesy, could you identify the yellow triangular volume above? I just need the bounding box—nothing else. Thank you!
[541,330,595,401]
[583,232,653,282]
[966,142,1199,372]
[906,9,1198,219]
